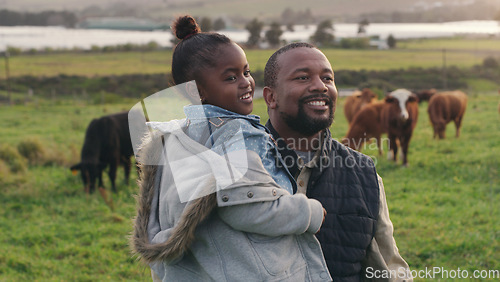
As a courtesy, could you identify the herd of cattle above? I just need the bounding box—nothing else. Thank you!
[342,88,468,166]
[70,88,470,193]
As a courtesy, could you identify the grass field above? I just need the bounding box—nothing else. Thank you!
[1,37,499,78]
[0,90,499,280]
[398,37,500,52]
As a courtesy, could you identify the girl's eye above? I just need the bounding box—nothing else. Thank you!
[244,70,251,76]
[225,76,236,81]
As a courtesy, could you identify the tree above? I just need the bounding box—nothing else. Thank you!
[0,9,77,27]
[213,17,226,31]
[300,8,314,25]
[310,20,335,47]
[483,56,498,69]
[281,7,314,26]
[265,22,283,48]
[387,34,397,49]
[340,38,370,49]
[245,18,264,48]
[281,8,294,25]
[199,17,212,32]
[357,19,369,35]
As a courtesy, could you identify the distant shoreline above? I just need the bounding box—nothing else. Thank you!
[1,21,499,52]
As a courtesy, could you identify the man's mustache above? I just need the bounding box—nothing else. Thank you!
[298,93,334,105]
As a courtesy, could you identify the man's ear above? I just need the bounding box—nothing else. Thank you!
[263,86,277,109]
[185,80,204,104]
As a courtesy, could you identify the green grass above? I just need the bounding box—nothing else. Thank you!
[3,93,498,280]
[1,37,498,78]
[1,166,148,280]
[398,37,500,52]
[0,51,173,78]
[0,101,150,280]
[322,48,485,71]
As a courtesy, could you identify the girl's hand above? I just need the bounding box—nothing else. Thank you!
[316,208,327,234]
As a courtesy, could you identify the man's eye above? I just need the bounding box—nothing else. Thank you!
[323,76,334,82]
[295,76,308,80]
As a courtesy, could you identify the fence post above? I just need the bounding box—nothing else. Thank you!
[4,51,12,106]
[52,89,56,104]
[26,88,33,105]
[82,89,88,104]
[442,48,447,90]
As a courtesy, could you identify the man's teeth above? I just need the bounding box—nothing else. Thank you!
[307,100,326,106]
[240,93,251,99]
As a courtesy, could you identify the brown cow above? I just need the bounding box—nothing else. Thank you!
[343,88,377,123]
[427,90,467,139]
[342,101,386,156]
[381,89,419,166]
[415,88,437,103]
[342,89,419,166]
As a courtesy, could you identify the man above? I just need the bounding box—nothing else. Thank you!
[263,42,412,282]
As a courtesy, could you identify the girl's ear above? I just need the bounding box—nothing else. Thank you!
[185,80,204,104]
[263,86,277,109]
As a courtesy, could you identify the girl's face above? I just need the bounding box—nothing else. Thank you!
[197,43,255,115]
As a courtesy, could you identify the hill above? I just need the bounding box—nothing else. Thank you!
[3,0,500,24]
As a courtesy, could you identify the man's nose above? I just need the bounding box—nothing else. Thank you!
[310,76,328,93]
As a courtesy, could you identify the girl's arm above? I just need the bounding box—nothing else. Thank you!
[210,119,325,236]
[217,192,325,236]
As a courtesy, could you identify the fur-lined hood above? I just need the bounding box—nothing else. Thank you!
[130,122,218,264]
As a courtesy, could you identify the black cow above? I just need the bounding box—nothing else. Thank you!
[70,111,133,193]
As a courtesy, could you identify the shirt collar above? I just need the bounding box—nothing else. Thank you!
[303,135,324,169]
[184,105,260,123]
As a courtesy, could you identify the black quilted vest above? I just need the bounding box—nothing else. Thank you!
[266,122,380,282]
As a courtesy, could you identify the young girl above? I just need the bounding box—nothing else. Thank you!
[131,15,331,281]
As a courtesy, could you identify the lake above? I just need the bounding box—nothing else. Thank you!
[1,20,499,51]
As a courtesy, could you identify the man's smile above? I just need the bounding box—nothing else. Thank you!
[301,94,333,111]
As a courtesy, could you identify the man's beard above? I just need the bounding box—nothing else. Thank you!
[279,94,335,136]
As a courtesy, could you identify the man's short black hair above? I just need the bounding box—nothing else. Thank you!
[264,42,317,88]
